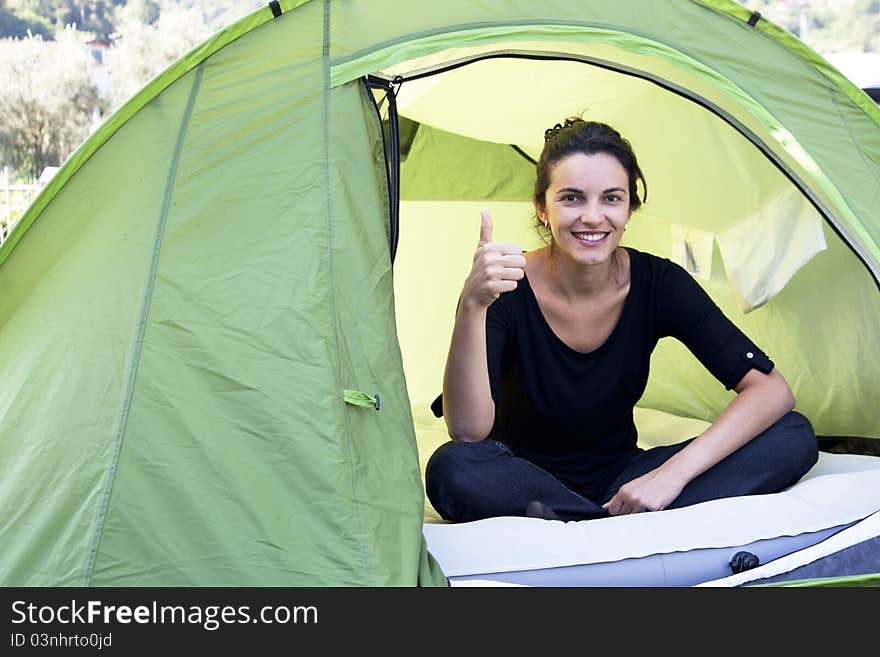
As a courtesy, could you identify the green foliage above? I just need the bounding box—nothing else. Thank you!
[101,1,263,111]
[7,1,127,39]
[0,0,50,36]
[3,0,264,39]
[113,0,158,26]
[0,26,103,180]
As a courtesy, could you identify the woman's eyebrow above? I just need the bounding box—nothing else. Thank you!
[554,186,627,195]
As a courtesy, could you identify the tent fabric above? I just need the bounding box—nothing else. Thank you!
[1,0,878,586]
[1,0,438,586]
[714,185,828,313]
[746,535,880,586]
[697,509,880,587]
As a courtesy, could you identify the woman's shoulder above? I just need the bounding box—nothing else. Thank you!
[625,247,680,283]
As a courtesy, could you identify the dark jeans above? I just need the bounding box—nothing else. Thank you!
[425,411,818,523]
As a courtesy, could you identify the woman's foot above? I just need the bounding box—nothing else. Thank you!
[525,500,560,521]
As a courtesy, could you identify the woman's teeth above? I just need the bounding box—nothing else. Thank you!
[574,232,607,242]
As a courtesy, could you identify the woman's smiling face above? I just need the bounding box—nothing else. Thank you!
[536,151,633,268]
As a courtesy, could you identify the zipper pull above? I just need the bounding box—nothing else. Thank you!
[343,390,380,411]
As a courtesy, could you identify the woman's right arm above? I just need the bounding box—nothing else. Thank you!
[442,210,524,442]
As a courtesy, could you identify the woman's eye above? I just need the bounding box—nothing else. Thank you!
[605,195,622,203]
[562,194,579,203]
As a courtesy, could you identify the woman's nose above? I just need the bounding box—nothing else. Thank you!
[579,200,603,225]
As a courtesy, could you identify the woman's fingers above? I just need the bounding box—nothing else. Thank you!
[498,253,526,270]
[476,246,524,264]
[474,245,524,282]
[501,267,525,281]
[603,495,654,515]
[491,262,524,281]
[479,209,493,247]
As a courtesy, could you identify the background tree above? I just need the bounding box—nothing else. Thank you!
[0,0,43,38]
[807,0,880,53]
[1,0,50,36]
[0,26,102,180]
[5,0,259,40]
[102,0,262,111]
[59,1,127,39]
[742,0,880,52]
[6,0,125,38]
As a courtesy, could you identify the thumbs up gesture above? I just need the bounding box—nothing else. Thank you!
[462,209,526,309]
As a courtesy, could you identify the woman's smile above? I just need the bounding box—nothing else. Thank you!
[572,230,611,246]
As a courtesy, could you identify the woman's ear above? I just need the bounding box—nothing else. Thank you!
[533,199,546,226]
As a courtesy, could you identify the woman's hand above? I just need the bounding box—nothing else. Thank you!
[602,467,688,515]
[442,209,522,442]
[460,210,526,311]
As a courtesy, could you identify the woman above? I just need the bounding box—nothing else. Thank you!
[426,118,818,523]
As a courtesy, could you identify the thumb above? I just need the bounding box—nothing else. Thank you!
[479,209,493,246]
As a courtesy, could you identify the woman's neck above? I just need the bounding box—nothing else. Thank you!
[531,245,625,302]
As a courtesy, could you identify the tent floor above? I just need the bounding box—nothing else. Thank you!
[414,404,880,587]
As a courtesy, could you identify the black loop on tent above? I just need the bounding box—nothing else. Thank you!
[729,551,761,574]
[268,1,282,18]
[747,11,761,27]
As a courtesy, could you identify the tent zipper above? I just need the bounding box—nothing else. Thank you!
[364,75,403,265]
[367,52,879,291]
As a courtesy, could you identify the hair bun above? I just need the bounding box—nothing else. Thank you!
[543,117,587,142]
[543,123,563,141]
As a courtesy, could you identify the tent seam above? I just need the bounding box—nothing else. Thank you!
[322,0,375,586]
[81,64,205,586]
[329,19,757,78]
[829,89,880,194]
[331,20,647,68]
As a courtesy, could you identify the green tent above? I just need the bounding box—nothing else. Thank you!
[1,0,878,586]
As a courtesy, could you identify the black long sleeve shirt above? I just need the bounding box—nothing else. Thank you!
[480,247,774,501]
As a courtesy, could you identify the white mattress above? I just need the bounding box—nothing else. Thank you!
[422,452,880,586]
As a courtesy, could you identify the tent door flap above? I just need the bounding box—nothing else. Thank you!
[364,75,402,264]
